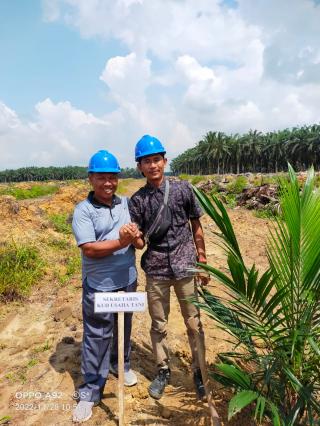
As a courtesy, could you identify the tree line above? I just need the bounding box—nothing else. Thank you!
[170,124,320,175]
[0,166,141,182]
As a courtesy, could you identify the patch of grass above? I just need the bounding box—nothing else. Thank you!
[226,175,248,194]
[5,370,27,384]
[46,237,70,250]
[0,416,11,425]
[0,243,44,300]
[253,209,274,219]
[27,359,38,368]
[191,175,205,185]
[117,178,133,195]
[4,372,16,382]
[33,341,52,353]
[261,175,278,185]
[178,174,190,181]
[56,250,81,285]
[0,184,59,200]
[4,359,38,385]
[65,253,81,277]
[253,205,278,220]
[48,213,72,234]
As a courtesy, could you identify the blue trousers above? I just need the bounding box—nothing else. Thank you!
[78,280,137,402]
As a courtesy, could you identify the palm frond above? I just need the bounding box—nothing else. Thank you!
[192,165,320,425]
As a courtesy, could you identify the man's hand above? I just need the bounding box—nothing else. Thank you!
[119,223,142,247]
[196,273,210,286]
[196,256,210,286]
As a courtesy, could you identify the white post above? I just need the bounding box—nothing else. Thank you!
[118,308,125,426]
[94,291,147,425]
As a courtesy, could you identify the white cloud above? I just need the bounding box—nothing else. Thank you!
[0,96,192,170]
[0,102,21,131]
[3,0,320,170]
[42,0,61,22]
[42,0,260,63]
[100,53,151,105]
[0,99,111,169]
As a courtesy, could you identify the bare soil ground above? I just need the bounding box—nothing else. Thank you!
[0,179,271,426]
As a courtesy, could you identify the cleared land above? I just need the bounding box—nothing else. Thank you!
[0,179,271,425]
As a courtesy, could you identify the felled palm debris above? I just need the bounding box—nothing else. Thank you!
[237,184,278,210]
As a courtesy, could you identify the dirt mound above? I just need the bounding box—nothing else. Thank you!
[0,196,20,216]
[39,182,89,215]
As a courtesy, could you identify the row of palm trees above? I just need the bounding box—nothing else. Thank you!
[170,124,320,175]
[0,166,141,182]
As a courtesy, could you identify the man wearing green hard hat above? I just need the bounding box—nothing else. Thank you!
[71,150,143,423]
[129,135,209,401]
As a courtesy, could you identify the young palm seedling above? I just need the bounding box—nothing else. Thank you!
[192,165,320,425]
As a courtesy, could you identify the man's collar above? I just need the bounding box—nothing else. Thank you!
[145,177,166,193]
[87,191,121,208]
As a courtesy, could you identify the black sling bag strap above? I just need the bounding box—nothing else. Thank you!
[145,179,172,245]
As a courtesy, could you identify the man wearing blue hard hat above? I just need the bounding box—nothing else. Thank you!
[71,150,143,423]
[129,135,209,401]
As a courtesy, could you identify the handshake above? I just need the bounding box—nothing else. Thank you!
[119,223,143,247]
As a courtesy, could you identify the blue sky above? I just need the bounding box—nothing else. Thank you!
[0,0,320,170]
[0,1,126,118]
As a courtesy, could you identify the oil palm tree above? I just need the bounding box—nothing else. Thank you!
[192,165,320,425]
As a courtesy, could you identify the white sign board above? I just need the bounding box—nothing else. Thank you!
[94,292,147,313]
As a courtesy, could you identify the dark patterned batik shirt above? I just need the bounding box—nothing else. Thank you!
[128,178,203,280]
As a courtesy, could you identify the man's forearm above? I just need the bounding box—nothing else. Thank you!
[80,239,126,258]
[132,236,145,249]
[190,218,207,263]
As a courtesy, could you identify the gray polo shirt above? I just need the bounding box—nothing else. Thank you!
[72,192,137,291]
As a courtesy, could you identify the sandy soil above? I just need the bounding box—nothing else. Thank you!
[0,179,271,426]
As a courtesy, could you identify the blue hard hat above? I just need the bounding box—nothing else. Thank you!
[135,135,166,161]
[88,150,121,173]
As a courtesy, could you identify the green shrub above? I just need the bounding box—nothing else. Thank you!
[226,175,248,194]
[252,175,263,187]
[178,174,190,181]
[253,207,276,219]
[0,184,59,200]
[49,213,72,234]
[314,173,320,188]
[260,175,277,185]
[220,193,237,208]
[191,175,204,185]
[0,243,44,299]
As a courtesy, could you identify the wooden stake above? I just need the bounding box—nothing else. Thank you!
[118,309,125,426]
[188,317,221,426]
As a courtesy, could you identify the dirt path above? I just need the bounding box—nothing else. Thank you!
[0,180,271,425]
